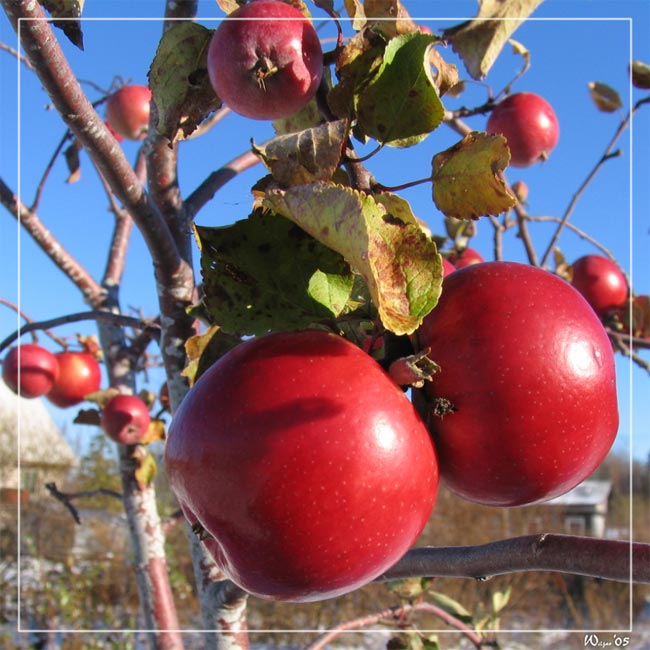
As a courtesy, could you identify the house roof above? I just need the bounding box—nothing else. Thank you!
[545,479,612,507]
[0,380,78,468]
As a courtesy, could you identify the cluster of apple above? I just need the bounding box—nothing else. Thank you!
[1,343,152,446]
[165,260,619,602]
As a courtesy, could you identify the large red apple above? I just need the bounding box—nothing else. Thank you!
[2,344,59,398]
[570,254,628,316]
[486,92,559,168]
[165,330,438,602]
[100,394,151,445]
[416,262,618,507]
[46,351,102,408]
[207,0,323,120]
[105,84,151,141]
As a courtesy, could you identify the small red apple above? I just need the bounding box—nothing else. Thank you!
[165,330,438,602]
[2,344,59,398]
[46,351,102,408]
[416,262,618,507]
[441,257,456,276]
[207,0,323,120]
[448,247,484,268]
[570,254,628,316]
[101,394,151,445]
[486,92,559,168]
[105,84,152,141]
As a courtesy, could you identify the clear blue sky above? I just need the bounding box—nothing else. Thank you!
[0,1,648,463]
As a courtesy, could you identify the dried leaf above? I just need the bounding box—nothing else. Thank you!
[253,119,347,186]
[432,132,516,220]
[72,408,101,426]
[41,0,85,50]
[265,183,443,335]
[428,590,474,623]
[632,295,650,339]
[64,140,81,184]
[148,22,222,143]
[216,0,245,14]
[342,0,367,30]
[588,81,623,113]
[364,0,418,37]
[443,0,543,79]
[428,46,459,96]
[630,60,650,89]
[356,32,445,146]
[182,325,239,386]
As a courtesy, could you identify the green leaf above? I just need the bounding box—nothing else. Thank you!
[265,183,442,335]
[148,22,221,143]
[356,32,445,147]
[432,131,516,220]
[253,119,348,186]
[41,0,85,50]
[196,211,355,336]
[588,81,623,113]
[443,0,543,80]
[328,29,387,119]
[427,590,474,623]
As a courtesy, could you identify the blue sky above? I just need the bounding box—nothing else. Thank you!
[0,0,648,463]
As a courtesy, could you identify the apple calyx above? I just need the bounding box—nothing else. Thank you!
[388,348,440,388]
[430,397,458,418]
[191,521,213,541]
[252,54,279,90]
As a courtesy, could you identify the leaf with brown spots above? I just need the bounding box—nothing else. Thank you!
[432,132,516,220]
[265,183,443,335]
[356,32,445,147]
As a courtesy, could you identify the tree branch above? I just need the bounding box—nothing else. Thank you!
[185,148,261,221]
[539,96,650,268]
[379,534,650,585]
[0,310,160,353]
[303,601,485,650]
[0,176,105,305]
[45,481,122,525]
[1,0,184,285]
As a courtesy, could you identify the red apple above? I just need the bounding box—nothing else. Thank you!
[207,1,323,120]
[2,344,59,398]
[105,84,152,141]
[165,330,438,602]
[416,262,618,507]
[570,254,628,316]
[101,394,151,445]
[447,247,484,268]
[441,257,456,276]
[46,351,102,408]
[486,92,559,168]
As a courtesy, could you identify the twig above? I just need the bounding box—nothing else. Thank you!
[30,129,74,212]
[0,297,67,347]
[0,40,32,69]
[0,310,160,353]
[45,481,122,525]
[185,148,262,220]
[303,602,484,650]
[0,176,105,306]
[539,96,650,268]
[378,534,650,585]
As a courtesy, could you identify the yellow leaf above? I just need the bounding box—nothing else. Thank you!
[432,132,516,220]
